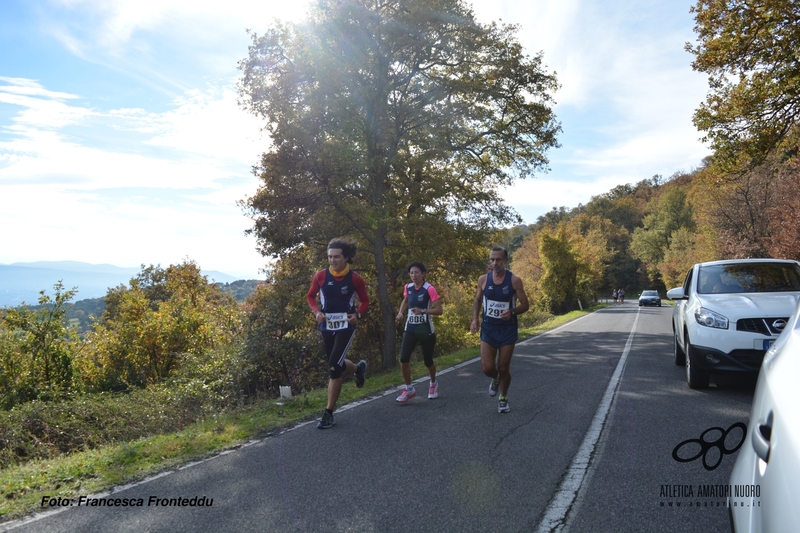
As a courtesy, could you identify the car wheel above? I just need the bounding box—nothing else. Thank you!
[673,331,685,366]
[685,341,710,389]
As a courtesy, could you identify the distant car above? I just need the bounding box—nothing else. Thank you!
[667,259,800,389]
[638,290,661,306]
[728,298,800,532]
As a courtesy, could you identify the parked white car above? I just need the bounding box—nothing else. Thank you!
[728,298,800,532]
[667,259,800,389]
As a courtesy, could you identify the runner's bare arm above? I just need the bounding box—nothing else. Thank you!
[307,271,325,322]
[426,297,443,316]
[349,272,370,324]
[470,275,486,333]
[396,295,408,321]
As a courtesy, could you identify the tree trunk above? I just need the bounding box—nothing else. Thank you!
[372,236,396,370]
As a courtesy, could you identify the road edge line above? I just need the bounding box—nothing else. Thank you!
[535,307,640,533]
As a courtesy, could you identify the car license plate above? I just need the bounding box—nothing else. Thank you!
[762,339,775,350]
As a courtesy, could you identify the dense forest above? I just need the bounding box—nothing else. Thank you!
[508,146,800,310]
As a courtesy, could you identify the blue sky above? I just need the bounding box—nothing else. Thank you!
[0,0,710,280]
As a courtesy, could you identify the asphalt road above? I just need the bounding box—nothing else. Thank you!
[5,303,755,533]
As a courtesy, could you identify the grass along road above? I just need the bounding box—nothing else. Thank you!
[0,306,601,523]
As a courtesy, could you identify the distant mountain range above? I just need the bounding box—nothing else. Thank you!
[0,261,251,307]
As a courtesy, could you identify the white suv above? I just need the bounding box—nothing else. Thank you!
[667,259,800,389]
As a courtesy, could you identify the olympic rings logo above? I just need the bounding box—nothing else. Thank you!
[672,422,747,471]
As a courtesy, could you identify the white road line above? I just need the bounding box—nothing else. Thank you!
[535,307,640,533]
[2,307,621,532]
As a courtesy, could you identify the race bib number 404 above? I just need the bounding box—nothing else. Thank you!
[485,300,510,319]
[325,312,349,331]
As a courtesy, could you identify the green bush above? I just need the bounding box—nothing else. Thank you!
[429,280,478,356]
[0,283,80,409]
[239,251,329,397]
[0,389,183,468]
[0,346,248,469]
[76,262,242,392]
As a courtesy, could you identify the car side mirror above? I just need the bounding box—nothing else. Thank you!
[666,287,686,301]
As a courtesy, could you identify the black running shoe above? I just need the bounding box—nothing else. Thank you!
[355,360,367,388]
[317,410,335,429]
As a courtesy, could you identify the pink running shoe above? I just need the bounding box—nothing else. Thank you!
[396,387,416,403]
[428,381,439,399]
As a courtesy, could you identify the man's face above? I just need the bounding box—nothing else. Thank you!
[488,250,507,273]
[328,248,346,271]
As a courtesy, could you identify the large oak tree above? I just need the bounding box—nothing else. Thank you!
[688,0,800,159]
[238,0,560,368]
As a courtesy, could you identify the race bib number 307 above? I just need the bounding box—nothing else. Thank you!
[325,312,348,331]
[485,300,509,319]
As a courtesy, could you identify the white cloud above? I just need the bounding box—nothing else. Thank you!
[145,87,265,163]
[0,77,79,100]
[0,76,264,185]
[0,76,268,277]
[39,1,315,99]
[0,79,90,135]
[50,0,314,50]
[502,178,607,213]
[479,0,711,225]
[0,181,266,279]
[2,0,714,275]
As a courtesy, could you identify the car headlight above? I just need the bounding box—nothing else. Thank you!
[694,307,729,329]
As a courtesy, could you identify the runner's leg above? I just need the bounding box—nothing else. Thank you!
[497,343,515,397]
[421,333,437,382]
[480,341,499,380]
[325,329,357,410]
[399,330,418,386]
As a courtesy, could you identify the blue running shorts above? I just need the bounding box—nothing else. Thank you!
[480,322,518,348]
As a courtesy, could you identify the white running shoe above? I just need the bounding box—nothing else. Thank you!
[396,387,416,403]
[489,378,499,397]
[498,396,510,413]
[428,381,439,399]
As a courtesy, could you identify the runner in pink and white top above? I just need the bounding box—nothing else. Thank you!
[394,261,443,402]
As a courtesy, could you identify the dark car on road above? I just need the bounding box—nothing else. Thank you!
[638,290,661,307]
